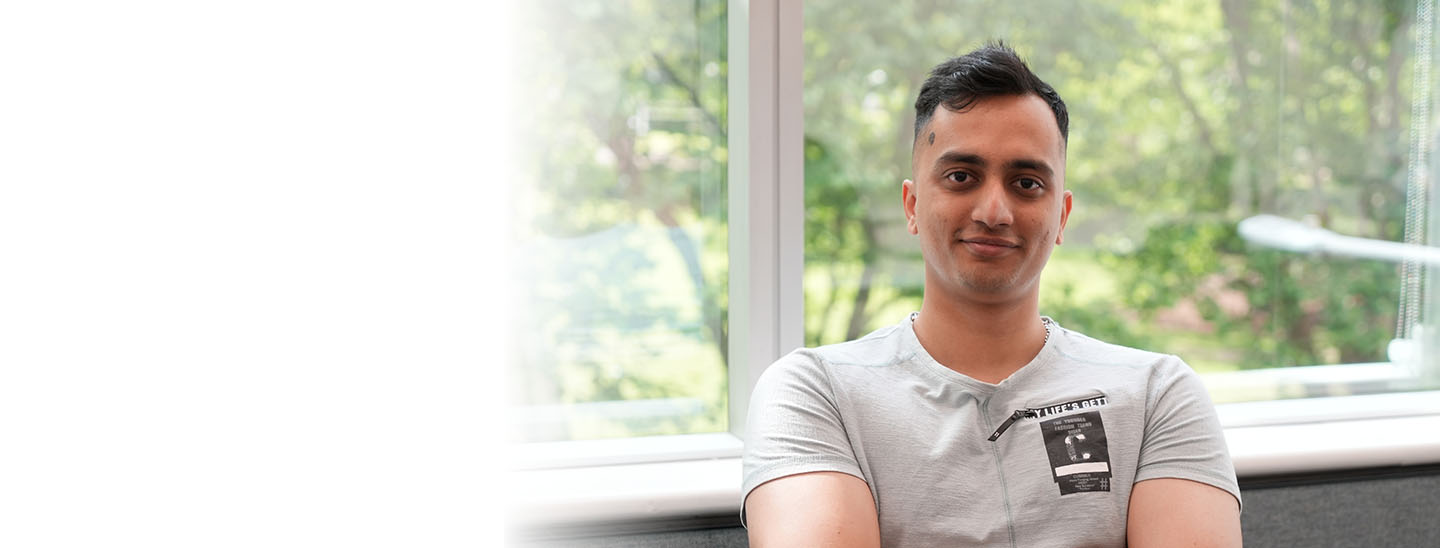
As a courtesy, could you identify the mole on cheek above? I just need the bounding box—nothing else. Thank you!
[928,132,935,145]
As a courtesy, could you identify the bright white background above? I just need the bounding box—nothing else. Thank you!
[0,2,507,545]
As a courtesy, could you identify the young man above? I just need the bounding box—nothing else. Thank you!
[742,44,1242,548]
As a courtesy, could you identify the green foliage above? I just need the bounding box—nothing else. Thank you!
[510,0,730,441]
[803,0,1417,380]
[515,0,1428,441]
[1102,218,1398,369]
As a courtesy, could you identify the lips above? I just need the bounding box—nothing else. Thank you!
[958,236,1020,257]
[960,237,1019,247]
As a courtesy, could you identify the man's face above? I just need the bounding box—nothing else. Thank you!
[903,94,1072,304]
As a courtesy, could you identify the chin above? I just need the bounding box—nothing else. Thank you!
[956,273,1024,295]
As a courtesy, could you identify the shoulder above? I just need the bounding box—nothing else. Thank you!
[1050,324,1186,372]
[763,320,912,376]
[808,320,914,367]
[754,320,913,397]
[1047,324,1202,404]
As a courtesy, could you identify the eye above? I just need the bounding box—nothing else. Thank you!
[1015,177,1044,191]
[946,171,971,184]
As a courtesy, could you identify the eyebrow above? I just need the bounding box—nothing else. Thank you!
[934,151,1054,178]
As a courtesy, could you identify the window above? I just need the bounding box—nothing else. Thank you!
[510,0,731,443]
[802,0,1440,403]
[513,0,1440,534]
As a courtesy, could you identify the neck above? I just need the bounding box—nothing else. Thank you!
[913,290,1049,384]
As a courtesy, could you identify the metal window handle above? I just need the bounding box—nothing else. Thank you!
[1239,215,1440,265]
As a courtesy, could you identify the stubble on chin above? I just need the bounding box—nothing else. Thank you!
[953,265,1024,295]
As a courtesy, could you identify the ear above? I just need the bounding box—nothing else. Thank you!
[1055,189,1073,245]
[902,179,919,235]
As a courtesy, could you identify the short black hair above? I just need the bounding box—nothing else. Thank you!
[913,42,1068,144]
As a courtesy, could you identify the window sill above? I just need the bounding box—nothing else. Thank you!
[511,391,1440,535]
[1218,391,1440,476]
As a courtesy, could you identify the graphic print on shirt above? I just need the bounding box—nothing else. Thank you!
[1031,395,1108,419]
[1041,410,1111,495]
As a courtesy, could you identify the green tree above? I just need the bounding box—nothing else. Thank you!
[511,0,730,440]
[803,0,1414,378]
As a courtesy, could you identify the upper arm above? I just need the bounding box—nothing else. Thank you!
[745,471,880,548]
[1135,360,1242,506]
[1127,477,1241,548]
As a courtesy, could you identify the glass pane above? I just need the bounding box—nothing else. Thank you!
[804,0,1440,402]
[510,0,729,441]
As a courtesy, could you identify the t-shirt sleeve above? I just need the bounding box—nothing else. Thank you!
[1135,357,1242,512]
[740,350,864,522]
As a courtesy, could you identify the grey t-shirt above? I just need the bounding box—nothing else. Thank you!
[742,314,1240,548]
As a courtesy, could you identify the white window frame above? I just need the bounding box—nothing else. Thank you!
[511,0,1440,537]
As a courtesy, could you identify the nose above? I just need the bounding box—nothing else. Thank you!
[971,182,1014,228]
